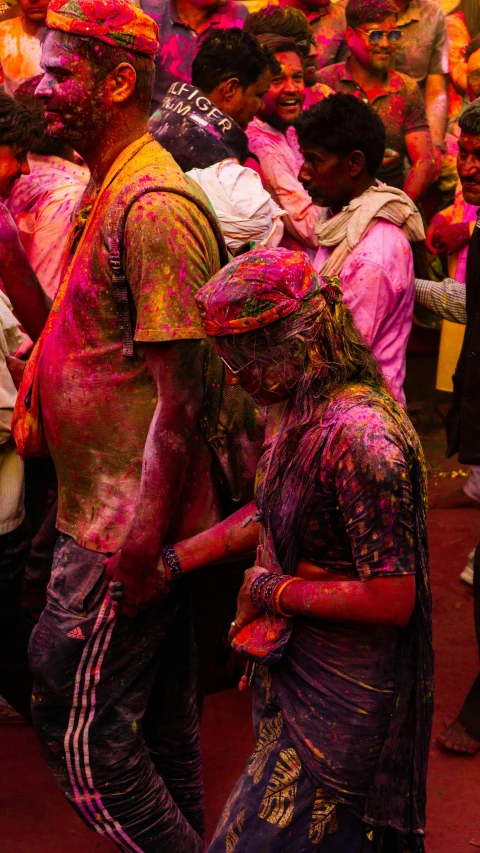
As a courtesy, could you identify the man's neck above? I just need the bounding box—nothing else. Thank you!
[330,177,377,215]
[78,117,149,187]
[175,0,216,32]
[348,55,389,96]
[22,15,45,36]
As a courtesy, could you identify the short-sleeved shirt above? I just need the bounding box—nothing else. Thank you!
[140,0,248,110]
[38,135,222,553]
[0,16,42,95]
[318,61,429,187]
[392,0,449,85]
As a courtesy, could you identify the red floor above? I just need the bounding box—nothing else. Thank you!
[1,463,480,851]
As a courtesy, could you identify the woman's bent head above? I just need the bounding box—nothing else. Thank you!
[196,247,384,406]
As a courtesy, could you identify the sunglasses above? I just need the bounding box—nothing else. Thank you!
[220,355,257,385]
[352,26,402,45]
[296,38,315,58]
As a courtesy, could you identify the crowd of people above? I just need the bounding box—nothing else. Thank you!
[0,0,479,849]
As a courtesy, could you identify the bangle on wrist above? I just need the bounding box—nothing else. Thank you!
[160,545,182,583]
[249,572,297,617]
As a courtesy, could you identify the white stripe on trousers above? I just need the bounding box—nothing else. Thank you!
[64,593,145,853]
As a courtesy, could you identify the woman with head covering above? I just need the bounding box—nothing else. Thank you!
[159,248,433,852]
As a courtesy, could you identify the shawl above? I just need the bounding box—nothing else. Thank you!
[315,182,425,276]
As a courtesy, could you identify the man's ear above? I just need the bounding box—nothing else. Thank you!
[219,76,241,103]
[347,149,366,178]
[105,62,137,104]
[345,25,355,47]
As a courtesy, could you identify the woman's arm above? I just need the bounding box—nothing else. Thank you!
[279,573,416,627]
[172,499,260,572]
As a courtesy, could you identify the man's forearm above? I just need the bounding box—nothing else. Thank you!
[415,277,467,324]
[0,246,51,342]
[425,75,448,145]
[404,159,436,202]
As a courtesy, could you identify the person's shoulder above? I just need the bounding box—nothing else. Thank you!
[350,219,412,270]
[414,0,446,20]
[139,0,170,22]
[317,61,346,85]
[327,2,345,22]
[389,68,422,95]
[0,15,20,35]
[326,391,405,457]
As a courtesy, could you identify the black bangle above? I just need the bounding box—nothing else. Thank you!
[161,545,182,582]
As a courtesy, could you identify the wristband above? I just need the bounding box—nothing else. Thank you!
[160,545,182,583]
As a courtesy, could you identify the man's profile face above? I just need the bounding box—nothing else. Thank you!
[228,68,272,129]
[299,142,352,208]
[261,52,304,131]
[19,0,49,24]
[0,145,30,198]
[457,132,480,206]
[346,15,398,74]
[35,31,108,148]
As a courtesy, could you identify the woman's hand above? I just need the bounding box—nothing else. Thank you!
[229,566,267,641]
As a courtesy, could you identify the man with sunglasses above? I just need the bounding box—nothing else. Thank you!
[318,0,436,201]
[391,0,448,180]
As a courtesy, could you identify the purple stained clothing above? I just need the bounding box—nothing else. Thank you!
[392,0,448,86]
[278,0,346,70]
[314,219,415,407]
[140,0,248,111]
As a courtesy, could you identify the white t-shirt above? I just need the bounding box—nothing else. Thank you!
[0,16,42,95]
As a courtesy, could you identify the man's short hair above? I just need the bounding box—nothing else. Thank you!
[346,0,398,29]
[40,29,154,115]
[0,91,43,150]
[295,93,386,176]
[244,7,315,53]
[191,28,279,94]
[459,98,480,136]
[254,34,301,58]
[465,35,480,61]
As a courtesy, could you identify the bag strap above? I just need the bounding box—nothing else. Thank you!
[104,181,230,358]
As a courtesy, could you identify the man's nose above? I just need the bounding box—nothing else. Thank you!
[461,154,479,175]
[34,74,50,100]
[20,159,31,177]
[298,163,311,184]
[283,76,299,93]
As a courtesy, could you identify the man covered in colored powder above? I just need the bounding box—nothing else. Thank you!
[0,0,228,849]
[150,27,276,172]
[140,0,248,111]
[246,34,322,256]
[270,0,346,71]
[318,0,437,201]
[297,92,425,407]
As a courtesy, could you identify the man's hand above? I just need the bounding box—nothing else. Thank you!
[104,549,168,617]
[426,214,471,255]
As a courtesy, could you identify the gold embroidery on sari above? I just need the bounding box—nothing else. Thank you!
[257,664,273,705]
[225,809,245,853]
[308,788,338,843]
[258,747,301,827]
[247,712,283,784]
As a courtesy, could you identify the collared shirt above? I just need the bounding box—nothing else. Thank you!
[318,61,429,187]
[0,16,42,95]
[246,117,321,253]
[392,0,448,85]
[7,154,90,299]
[314,220,415,406]
[415,277,467,324]
[277,0,346,68]
[140,0,248,110]
[38,134,222,553]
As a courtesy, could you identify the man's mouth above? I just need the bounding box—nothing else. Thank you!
[279,99,300,108]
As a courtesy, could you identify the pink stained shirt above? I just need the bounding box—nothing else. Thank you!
[314,219,415,406]
[246,117,321,255]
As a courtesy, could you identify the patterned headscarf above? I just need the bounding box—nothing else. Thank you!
[47,0,160,59]
[196,247,332,337]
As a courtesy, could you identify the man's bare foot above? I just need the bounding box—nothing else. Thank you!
[429,488,480,510]
[437,718,480,754]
